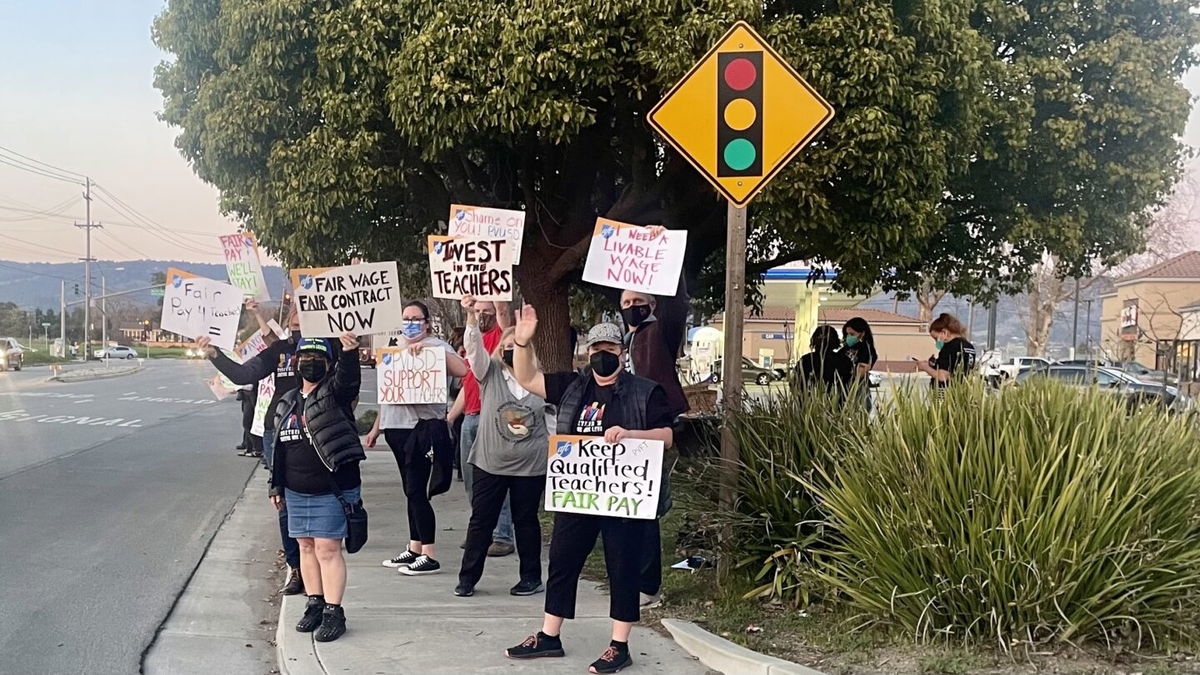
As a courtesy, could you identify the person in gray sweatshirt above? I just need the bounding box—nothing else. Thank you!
[455,295,550,598]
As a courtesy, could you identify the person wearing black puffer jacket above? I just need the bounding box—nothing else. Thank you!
[269,333,365,643]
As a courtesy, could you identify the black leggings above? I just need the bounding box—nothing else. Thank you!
[384,428,437,545]
[544,512,649,623]
[458,467,544,587]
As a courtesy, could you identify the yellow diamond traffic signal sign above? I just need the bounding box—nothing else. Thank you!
[648,21,834,207]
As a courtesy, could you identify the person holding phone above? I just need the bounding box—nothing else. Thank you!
[913,313,977,394]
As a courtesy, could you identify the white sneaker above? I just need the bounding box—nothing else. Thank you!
[382,550,419,569]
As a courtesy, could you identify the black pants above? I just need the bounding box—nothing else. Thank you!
[384,428,437,545]
[239,389,256,448]
[545,512,649,623]
[639,522,662,596]
[458,467,544,587]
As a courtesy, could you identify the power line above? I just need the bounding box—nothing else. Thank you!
[92,183,221,253]
[0,145,87,178]
[0,156,83,185]
[0,233,83,259]
[0,260,79,283]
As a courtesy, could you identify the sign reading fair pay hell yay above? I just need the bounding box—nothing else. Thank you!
[545,435,663,520]
[581,218,687,297]
[296,261,404,337]
[376,346,448,405]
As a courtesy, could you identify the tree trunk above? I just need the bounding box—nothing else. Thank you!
[517,268,575,372]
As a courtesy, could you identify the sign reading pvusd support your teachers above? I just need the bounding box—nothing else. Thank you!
[296,261,403,337]
[545,435,663,520]
[581,219,687,296]
[376,346,448,405]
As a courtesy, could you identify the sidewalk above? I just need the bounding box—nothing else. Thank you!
[277,451,712,674]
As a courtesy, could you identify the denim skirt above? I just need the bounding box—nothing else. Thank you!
[285,486,360,540]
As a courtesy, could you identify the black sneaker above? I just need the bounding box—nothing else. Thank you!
[382,550,418,569]
[510,580,544,596]
[399,555,441,575]
[295,596,324,633]
[313,605,346,642]
[281,568,304,596]
[453,582,475,597]
[505,632,565,659]
[589,643,632,673]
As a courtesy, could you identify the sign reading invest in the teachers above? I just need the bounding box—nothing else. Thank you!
[295,261,403,337]
[544,435,663,520]
[160,268,243,351]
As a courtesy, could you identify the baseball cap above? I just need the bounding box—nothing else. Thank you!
[582,323,625,350]
[296,337,332,356]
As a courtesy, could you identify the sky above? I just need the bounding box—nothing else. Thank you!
[1,1,1200,266]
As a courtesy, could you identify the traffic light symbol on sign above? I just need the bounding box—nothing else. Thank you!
[717,51,763,178]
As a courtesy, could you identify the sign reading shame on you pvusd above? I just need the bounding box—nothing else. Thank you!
[428,235,514,301]
[545,435,663,520]
[296,261,403,337]
[376,346,448,405]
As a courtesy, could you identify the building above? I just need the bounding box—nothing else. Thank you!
[1099,251,1200,377]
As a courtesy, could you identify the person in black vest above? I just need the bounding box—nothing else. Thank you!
[914,312,977,395]
[270,334,365,642]
[505,308,675,674]
[795,325,853,399]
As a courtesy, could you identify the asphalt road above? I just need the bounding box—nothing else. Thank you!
[0,360,266,675]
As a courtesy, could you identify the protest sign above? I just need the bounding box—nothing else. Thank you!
[376,347,448,404]
[544,435,663,520]
[250,375,275,437]
[428,235,513,301]
[581,218,687,296]
[207,374,239,401]
[160,268,243,351]
[219,231,271,301]
[448,204,526,263]
[372,330,404,351]
[289,267,333,293]
[296,261,403,337]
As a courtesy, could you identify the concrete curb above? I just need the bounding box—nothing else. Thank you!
[662,618,825,675]
[276,594,325,675]
[48,364,144,383]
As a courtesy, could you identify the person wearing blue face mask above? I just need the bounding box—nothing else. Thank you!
[367,301,469,576]
[913,312,977,395]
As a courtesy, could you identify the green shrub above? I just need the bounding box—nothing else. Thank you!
[807,380,1200,647]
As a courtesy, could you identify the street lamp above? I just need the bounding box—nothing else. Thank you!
[41,322,50,350]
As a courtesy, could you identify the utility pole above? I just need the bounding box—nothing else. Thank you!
[987,302,998,352]
[75,177,100,360]
[1070,278,1081,361]
[718,202,747,582]
[1084,299,1094,357]
[101,276,107,351]
[59,280,66,356]
[966,301,975,339]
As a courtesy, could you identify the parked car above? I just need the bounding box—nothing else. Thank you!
[94,345,138,360]
[1017,365,1193,413]
[0,337,24,371]
[709,357,776,386]
[184,346,206,359]
[1109,360,1178,385]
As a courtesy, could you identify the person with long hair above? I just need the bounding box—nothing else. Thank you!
[367,301,468,576]
[914,312,978,393]
[795,325,853,397]
[454,295,549,598]
[840,317,878,407]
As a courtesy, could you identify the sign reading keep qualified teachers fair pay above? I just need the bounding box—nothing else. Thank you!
[545,435,663,520]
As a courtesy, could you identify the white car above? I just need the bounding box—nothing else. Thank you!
[94,345,138,360]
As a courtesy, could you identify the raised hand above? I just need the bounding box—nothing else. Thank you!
[514,304,538,344]
[196,336,217,359]
[243,298,260,312]
[339,332,359,351]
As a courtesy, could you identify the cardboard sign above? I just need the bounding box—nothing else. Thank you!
[376,346,448,405]
[428,235,514,301]
[296,261,403,337]
[250,375,275,437]
[160,268,243,351]
[448,204,526,263]
[219,231,271,301]
[372,330,405,351]
[207,374,238,401]
[581,218,687,296]
[545,435,663,520]
[290,267,333,292]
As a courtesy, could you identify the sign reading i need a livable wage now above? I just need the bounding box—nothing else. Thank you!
[296,261,403,337]
[160,268,243,351]
[545,435,663,520]
[376,347,448,405]
[581,219,687,296]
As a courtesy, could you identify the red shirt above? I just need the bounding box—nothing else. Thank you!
[463,324,503,415]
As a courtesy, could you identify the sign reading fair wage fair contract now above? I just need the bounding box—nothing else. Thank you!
[219,231,271,301]
[428,235,514,301]
[545,435,663,520]
[448,204,526,263]
[375,347,448,405]
[581,219,687,296]
[296,261,403,337]
[160,268,243,351]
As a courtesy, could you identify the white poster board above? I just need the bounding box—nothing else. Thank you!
[428,235,514,300]
[376,347,449,404]
[250,375,275,437]
[448,204,526,263]
[160,268,243,351]
[581,218,687,296]
[219,231,271,301]
[545,435,663,520]
[296,261,402,337]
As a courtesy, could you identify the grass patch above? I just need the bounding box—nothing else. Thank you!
[18,351,72,366]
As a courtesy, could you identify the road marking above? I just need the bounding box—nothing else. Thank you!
[0,409,143,427]
[117,395,215,406]
[0,392,95,400]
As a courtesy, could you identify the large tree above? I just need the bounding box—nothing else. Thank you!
[153,0,1197,366]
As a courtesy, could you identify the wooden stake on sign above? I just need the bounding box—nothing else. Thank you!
[718,202,748,583]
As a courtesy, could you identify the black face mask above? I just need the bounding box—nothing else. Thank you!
[589,350,620,377]
[621,304,653,328]
[298,359,327,383]
[502,349,514,367]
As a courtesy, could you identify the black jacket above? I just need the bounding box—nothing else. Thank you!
[269,345,364,491]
